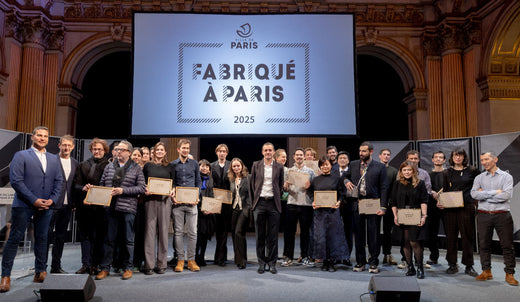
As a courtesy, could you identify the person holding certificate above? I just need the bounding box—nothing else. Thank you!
[439,148,480,277]
[142,142,175,275]
[306,156,349,272]
[391,161,428,279]
[95,140,146,281]
[228,158,252,269]
[196,159,216,267]
[282,148,315,267]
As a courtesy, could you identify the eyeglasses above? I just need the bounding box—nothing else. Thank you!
[114,148,129,152]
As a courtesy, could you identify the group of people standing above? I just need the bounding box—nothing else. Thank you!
[0,127,518,293]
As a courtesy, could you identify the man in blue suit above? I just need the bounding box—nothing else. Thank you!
[0,126,63,293]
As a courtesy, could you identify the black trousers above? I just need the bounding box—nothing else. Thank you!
[214,204,232,264]
[444,204,475,266]
[382,205,395,255]
[352,201,382,266]
[77,205,106,267]
[253,198,280,265]
[425,203,442,262]
[231,208,249,266]
[339,200,355,256]
[283,205,313,259]
[47,206,72,270]
[477,211,515,274]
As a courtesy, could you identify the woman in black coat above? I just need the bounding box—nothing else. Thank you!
[391,161,428,279]
[228,158,252,269]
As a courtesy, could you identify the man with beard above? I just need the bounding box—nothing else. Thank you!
[1,127,63,292]
[74,138,110,275]
[344,141,388,274]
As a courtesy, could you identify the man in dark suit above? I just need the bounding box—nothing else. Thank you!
[250,142,284,274]
[47,135,78,274]
[211,144,231,266]
[345,141,388,274]
[0,126,63,293]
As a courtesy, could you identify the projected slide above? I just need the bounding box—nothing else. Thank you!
[132,13,356,136]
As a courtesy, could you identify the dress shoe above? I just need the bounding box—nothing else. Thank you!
[51,267,67,274]
[95,270,109,280]
[0,276,11,293]
[175,260,185,272]
[122,270,133,280]
[257,264,265,274]
[270,264,277,274]
[476,269,493,281]
[33,271,47,283]
[188,260,200,272]
[506,273,518,286]
[90,267,99,276]
[342,259,352,267]
[75,266,90,274]
[465,266,478,277]
[143,269,154,275]
[155,268,166,274]
[446,264,458,274]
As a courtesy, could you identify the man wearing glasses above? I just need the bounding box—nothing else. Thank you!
[95,141,145,281]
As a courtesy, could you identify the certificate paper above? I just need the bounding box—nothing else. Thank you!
[85,186,113,206]
[175,187,199,204]
[313,191,337,208]
[288,170,310,188]
[147,177,173,196]
[214,188,232,205]
[358,198,380,215]
[397,209,421,225]
[201,197,222,214]
[438,191,464,208]
[303,160,320,174]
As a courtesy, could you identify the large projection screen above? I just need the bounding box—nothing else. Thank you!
[132,13,357,136]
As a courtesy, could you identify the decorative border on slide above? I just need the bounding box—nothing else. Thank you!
[178,42,224,124]
[264,43,310,124]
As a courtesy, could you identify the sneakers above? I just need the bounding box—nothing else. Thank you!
[302,257,315,267]
[397,261,408,269]
[353,264,366,272]
[446,264,459,274]
[368,265,380,274]
[382,255,397,266]
[281,256,293,267]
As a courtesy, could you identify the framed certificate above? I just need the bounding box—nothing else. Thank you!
[397,209,421,225]
[288,170,310,188]
[313,191,337,208]
[175,187,199,204]
[201,197,222,214]
[303,160,320,174]
[147,177,173,196]
[214,188,232,205]
[438,191,464,208]
[358,198,380,215]
[85,186,113,206]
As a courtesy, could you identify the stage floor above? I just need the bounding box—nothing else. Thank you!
[2,234,518,302]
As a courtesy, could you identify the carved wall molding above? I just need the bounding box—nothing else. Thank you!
[4,10,64,50]
[483,76,520,100]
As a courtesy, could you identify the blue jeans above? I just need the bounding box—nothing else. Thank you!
[100,210,135,271]
[2,207,52,277]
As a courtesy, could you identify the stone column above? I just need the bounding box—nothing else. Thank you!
[3,38,22,131]
[462,22,482,137]
[42,29,64,134]
[440,24,467,138]
[423,32,443,139]
[56,86,82,136]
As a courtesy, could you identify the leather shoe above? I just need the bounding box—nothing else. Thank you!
[270,264,277,274]
[75,266,90,274]
[0,276,10,293]
[155,268,166,274]
[257,264,265,274]
[33,271,47,283]
[476,269,493,281]
[465,266,478,277]
[122,270,132,280]
[506,273,519,286]
[51,267,67,274]
[446,264,458,274]
[95,270,109,280]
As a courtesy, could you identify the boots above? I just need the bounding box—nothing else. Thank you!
[417,263,425,279]
[476,269,493,281]
[175,260,185,272]
[187,260,200,272]
[406,261,416,276]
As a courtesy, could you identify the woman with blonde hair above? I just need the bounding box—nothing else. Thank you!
[391,161,428,279]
